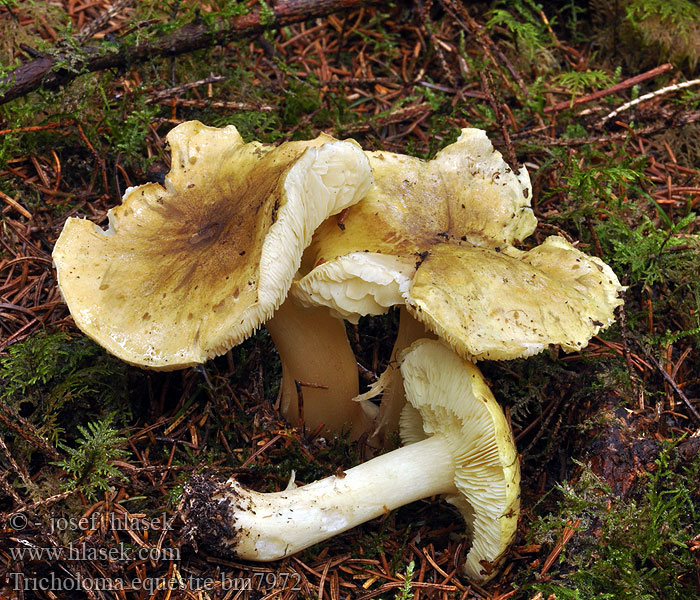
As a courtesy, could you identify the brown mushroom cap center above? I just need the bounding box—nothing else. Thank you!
[115,175,281,320]
[53,144,301,365]
[53,121,374,369]
[188,220,223,246]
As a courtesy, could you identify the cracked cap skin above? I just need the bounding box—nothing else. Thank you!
[52,121,372,369]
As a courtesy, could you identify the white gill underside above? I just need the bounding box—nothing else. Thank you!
[292,252,414,322]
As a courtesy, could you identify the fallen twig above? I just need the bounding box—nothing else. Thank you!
[600,77,700,124]
[503,110,700,147]
[0,190,32,219]
[155,97,275,112]
[0,0,379,105]
[0,404,60,460]
[480,69,520,173]
[335,104,430,135]
[137,74,226,103]
[76,0,136,43]
[437,0,530,100]
[540,519,580,576]
[632,339,700,424]
[544,63,674,114]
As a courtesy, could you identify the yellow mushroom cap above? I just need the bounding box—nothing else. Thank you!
[293,128,536,320]
[406,236,625,360]
[398,339,520,581]
[52,121,372,369]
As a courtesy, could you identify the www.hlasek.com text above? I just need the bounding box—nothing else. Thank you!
[10,542,180,562]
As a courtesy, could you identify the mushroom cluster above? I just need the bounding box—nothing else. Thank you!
[291,129,623,442]
[52,121,624,581]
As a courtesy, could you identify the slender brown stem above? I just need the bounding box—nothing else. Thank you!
[266,297,374,439]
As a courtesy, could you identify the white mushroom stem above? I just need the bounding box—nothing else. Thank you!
[226,435,457,560]
[265,298,375,440]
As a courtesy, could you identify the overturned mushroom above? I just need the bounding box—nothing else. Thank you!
[52,121,372,370]
[182,339,520,582]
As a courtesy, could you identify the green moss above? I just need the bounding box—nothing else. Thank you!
[54,413,129,501]
[487,0,557,71]
[553,69,615,105]
[597,208,700,346]
[258,0,275,28]
[527,443,699,599]
[601,212,697,288]
[0,332,130,447]
[625,0,700,69]
[280,78,322,130]
[544,144,649,229]
[590,0,700,71]
[394,560,415,600]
